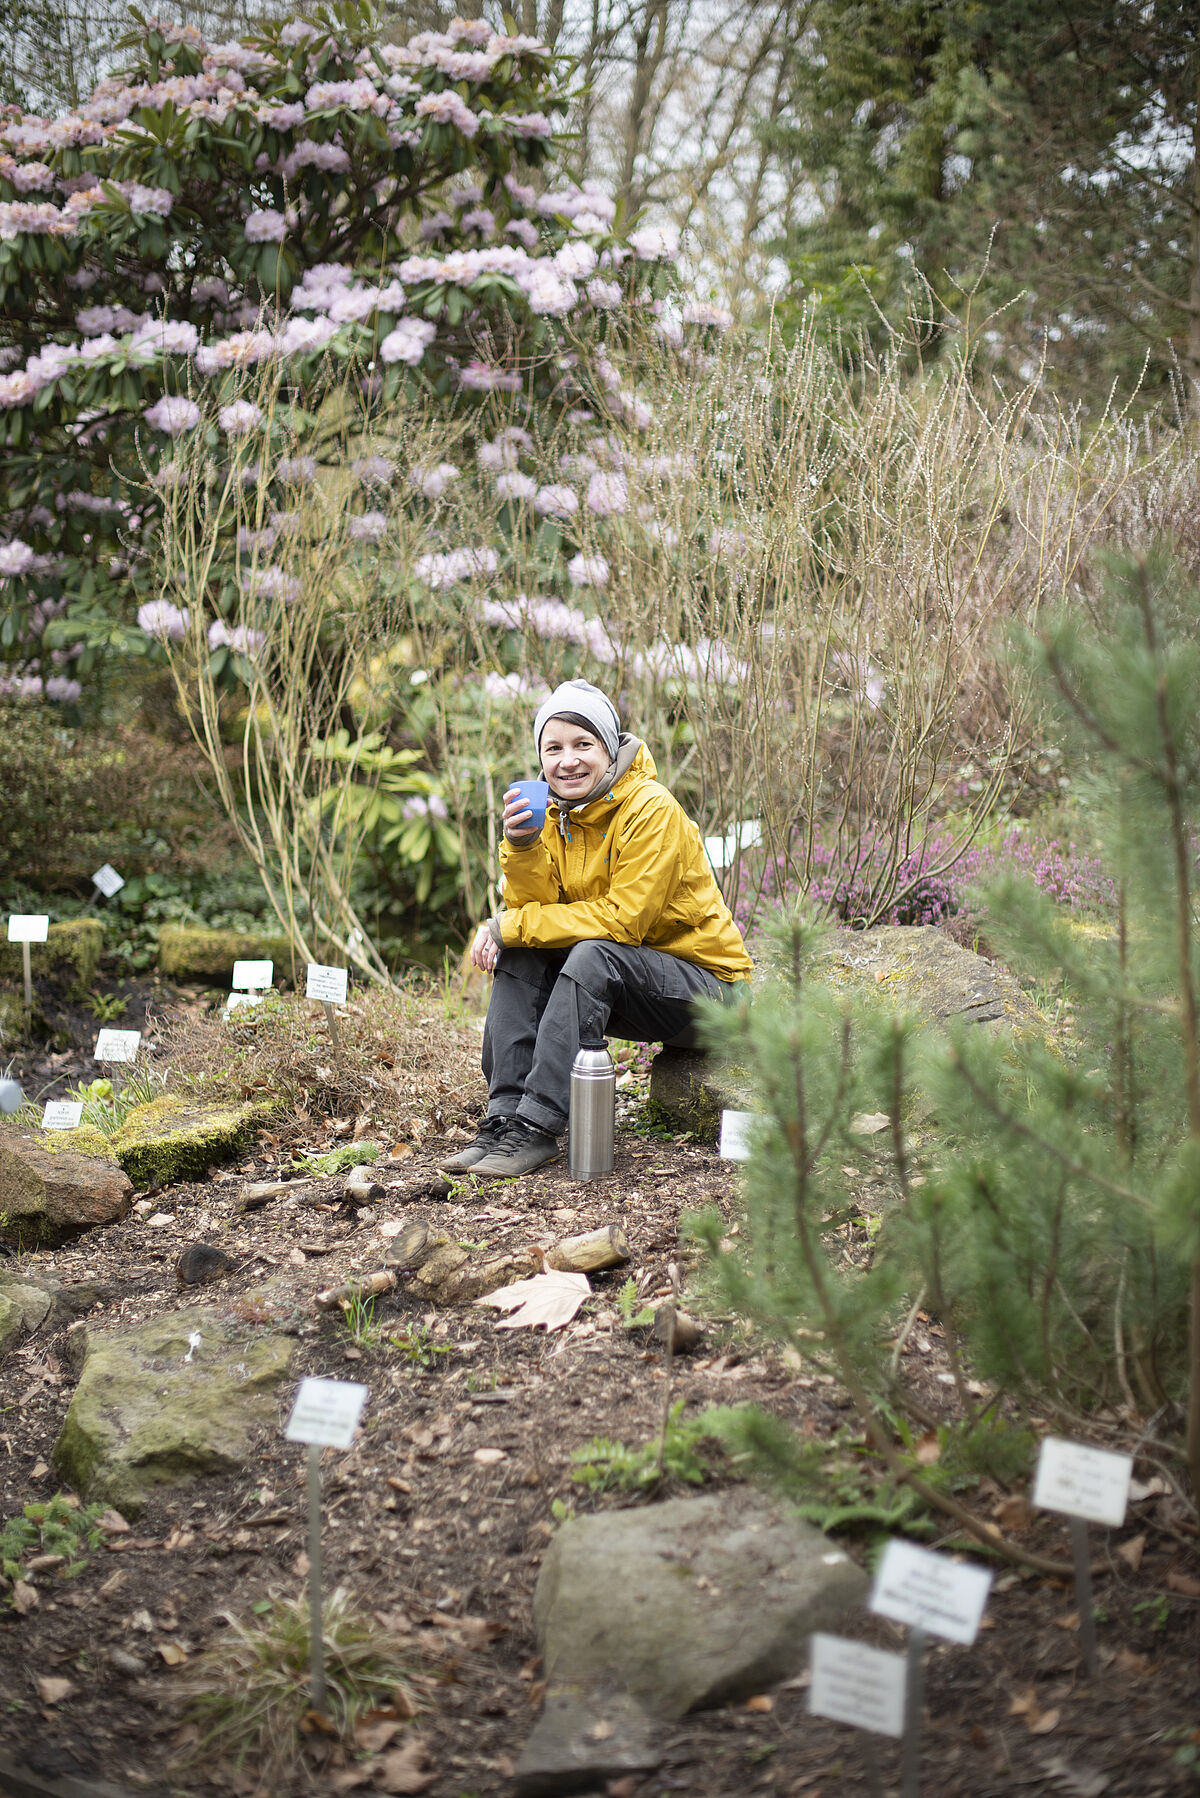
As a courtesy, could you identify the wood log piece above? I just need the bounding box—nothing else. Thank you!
[343,1165,385,1206]
[313,1269,396,1311]
[651,1304,703,1354]
[383,1220,433,1269]
[409,1246,537,1306]
[237,1180,300,1212]
[546,1223,630,1274]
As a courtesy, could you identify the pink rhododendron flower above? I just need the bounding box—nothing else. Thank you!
[246,565,301,602]
[379,319,436,364]
[586,472,628,516]
[277,455,317,483]
[459,361,520,392]
[587,277,622,308]
[0,539,36,577]
[244,207,293,242]
[629,222,679,259]
[137,599,189,639]
[144,395,201,434]
[415,547,498,587]
[277,315,338,354]
[348,511,388,542]
[568,554,610,587]
[533,484,579,519]
[415,92,478,136]
[495,471,537,502]
[219,399,262,435]
[409,463,460,499]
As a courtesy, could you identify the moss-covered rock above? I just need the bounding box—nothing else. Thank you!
[815,924,1047,1040]
[53,1307,294,1515]
[41,1094,263,1187]
[0,987,46,1045]
[647,1048,756,1144]
[158,923,294,984]
[0,918,103,998]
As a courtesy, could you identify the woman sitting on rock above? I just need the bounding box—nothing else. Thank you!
[443,679,753,1178]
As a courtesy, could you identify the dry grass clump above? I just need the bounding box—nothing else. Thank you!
[175,1587,424,1791]
[155,976,486,1145]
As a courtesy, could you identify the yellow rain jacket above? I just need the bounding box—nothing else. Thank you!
[496,740,753,982]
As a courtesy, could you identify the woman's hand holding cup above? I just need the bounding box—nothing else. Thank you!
[504,780,548,841]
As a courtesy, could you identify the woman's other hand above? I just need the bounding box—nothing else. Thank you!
[470,923,499,972]
[503,786,540,841]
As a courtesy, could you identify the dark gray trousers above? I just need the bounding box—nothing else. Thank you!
[481,941,728,1136]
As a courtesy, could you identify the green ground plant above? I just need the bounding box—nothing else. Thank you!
[569,1400,724,1493]
[1,1494,108,1595]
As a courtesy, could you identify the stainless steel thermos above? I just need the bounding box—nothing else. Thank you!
[568,1039,615,1179]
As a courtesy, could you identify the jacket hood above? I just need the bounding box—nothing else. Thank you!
[550,734,654,832]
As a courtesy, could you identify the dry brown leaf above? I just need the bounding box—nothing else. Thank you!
[452,1616,507,1650]
[1112,1647,1149,1678]
[475,1269,590,1333]
[96,1508,129,1535]
[994,1494,1037,1533]
[473,1447,506,1465]
[36,1676,76,1705]
[1166,1569,1200,1597]
[378,1738,434,1794]
[300,1708,340,1737]
[849,1111,890,1135]
[1054,1611,1080,1631]
[1030,1709,1061,1736]
[12,1581,38,1615]
[589,1719,614,1741]
[744,1694,774,1713]
[355,1716,402,1753]
[389,1142,414,1161]
[914,1432,941,1466]
[156,1641,188,1666]
[330,1769,375,1793]
[1116,1533,1145,1572]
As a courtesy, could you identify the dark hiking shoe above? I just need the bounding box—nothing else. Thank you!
[438,1115,513,1174]
[469,1118,561,1178]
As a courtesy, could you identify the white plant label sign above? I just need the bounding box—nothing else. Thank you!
[94,1028,140,1064]
[1033,1438,1132,1529]
[285,1377,368,1449]
[91,864,125,897]
[43,1101,84,1131]
[718,1108,757,1161]
[7,915,49,942]
[225,992,263,1014]
[306,963,348,1004]
[232,959,273,991]
[809,1634,906,1739]
[869,1539,992,1645]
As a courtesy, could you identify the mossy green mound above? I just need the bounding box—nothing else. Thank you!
[54,1094,263,1186]
[158,923,294,984]
[54,1308,294,1515]
[0,918,102,998]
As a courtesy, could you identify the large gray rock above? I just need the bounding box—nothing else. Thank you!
[513,1687,663,1798]
[53,1308,294,1516]
[0,1129,132,1248]
[650,925,1047,1134]
[0,1278,53,1357]
[534,1490,865,1716]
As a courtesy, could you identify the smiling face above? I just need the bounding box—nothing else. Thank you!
[539,717,610,800]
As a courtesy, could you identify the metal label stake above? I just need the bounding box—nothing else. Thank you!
[21,941,32,1016]
[1032,1436,1132,1681]
[307,1443,326,1712]
[1070,1516,1099,1678]
[322,1001,344,1067]
[284,1377,368,1715]
[900,1626,926,1798]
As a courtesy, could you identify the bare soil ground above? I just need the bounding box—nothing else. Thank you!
[0,975,1197,1798]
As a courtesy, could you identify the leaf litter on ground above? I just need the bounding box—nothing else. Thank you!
[475,1269,591,1331]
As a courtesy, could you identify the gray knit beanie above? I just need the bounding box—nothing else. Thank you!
[533,680,621,762]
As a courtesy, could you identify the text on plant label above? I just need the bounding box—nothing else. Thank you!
[43,1101,84,1130]
[809,1634,906,1738]
[718,1108,757,1161]
[91,864,125,897]
[869,1539,992,1645]
[306,963,348,1004]
[285,1377,368,1449]
[93,1029,140,1064]
[1032,1437,1132,1528]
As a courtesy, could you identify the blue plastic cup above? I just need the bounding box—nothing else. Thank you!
[508,778,549,832]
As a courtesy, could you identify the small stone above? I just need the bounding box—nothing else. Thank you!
[109,1647,146,1677]
[0,1128,132,1248]
[147,1212,175,1228]
[175,1243,237,1289]
[474,1447,507,1465]
[514,1687,662,1798]
[133,1200,154,1218]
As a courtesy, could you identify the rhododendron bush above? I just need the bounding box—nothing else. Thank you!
[0,0,680,707]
